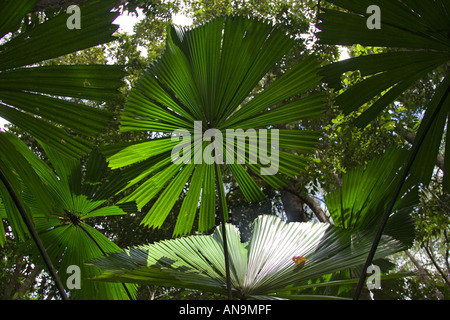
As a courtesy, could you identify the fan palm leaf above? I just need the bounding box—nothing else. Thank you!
[317,1,448,297]
[91,151,418,300]
[2,133,136,299]
[91,214,405,299]
[107,16,325,235]
[324,148,419,247]
[317,0,450,190]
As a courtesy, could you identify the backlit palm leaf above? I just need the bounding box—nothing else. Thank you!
[108,16,325,235]
[325,148,419,247]
[91,214,404,299]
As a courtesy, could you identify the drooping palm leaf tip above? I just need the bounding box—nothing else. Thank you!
[108,15,325,235]
[316,0,450,191]
[0,0,125,159]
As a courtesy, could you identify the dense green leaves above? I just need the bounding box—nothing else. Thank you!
[91,214,405,299]
[109,16,325,235]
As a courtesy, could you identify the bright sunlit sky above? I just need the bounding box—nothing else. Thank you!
[114,9,193,34]
[113,10,145,34]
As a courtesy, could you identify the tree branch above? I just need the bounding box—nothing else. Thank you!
[424,240,450,288]
[299,192,330,223]
[405,250,444,300]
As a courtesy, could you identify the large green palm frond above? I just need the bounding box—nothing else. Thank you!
[91,214,405,300]
[107,16,325,235]
[2,133,136,299]
[316,0,450,190]
[0,0,124,159]
[325,148,419,247]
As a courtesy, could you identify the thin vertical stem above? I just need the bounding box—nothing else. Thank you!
[215,162,232,299]
[353,85,450,299]
[316,0,322,24]
[0,168,68,300]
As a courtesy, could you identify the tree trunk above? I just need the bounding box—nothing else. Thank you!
[281,179,331,223]
[281,188,308,222]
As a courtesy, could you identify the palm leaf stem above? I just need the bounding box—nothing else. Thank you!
[78,223,134,300]
[0,168,68,300]
[353,85,450,299]
[214,162,232,299]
